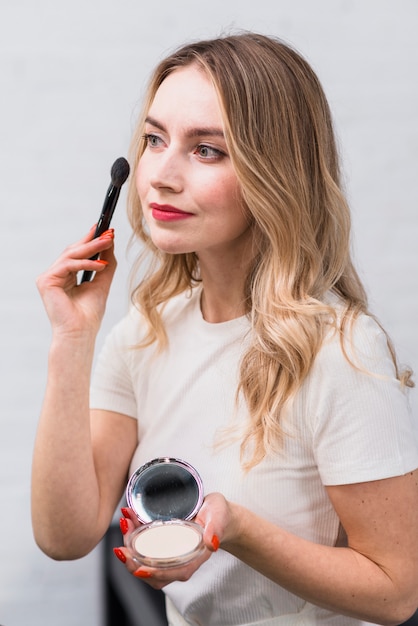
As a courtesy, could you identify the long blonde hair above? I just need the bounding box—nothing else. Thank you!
[127,33,413,468]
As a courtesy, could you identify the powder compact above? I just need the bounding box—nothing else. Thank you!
[126,457,205,568]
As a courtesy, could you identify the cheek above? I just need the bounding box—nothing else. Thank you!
[135,162,145,198]
[134,162,152,230]
[204,172,242,209]
[135,152,151,197]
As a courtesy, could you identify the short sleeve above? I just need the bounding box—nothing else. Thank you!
[90,309,143,419]
[308,315,418,485]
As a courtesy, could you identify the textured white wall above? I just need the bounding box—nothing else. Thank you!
[1,1,417,624]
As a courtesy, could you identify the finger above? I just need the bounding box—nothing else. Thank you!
[112,548,154,585]
[93,240,117,273]
[119,516,134,538]
[120,507,141,528]
[120,515,142,547]
[195,512,218,552]
[65,224,99,249]
[60,234,115,285]
[112,541,212,591]
[113,546,128,565]
[200,522,220,553]
[40,257,107,287]
[112,545,156,583]
[132,549,212,589]
[194,495,226,552]
[67,229,115,261]
[82,224,99,243]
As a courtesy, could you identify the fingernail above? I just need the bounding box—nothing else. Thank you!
[134,569,152,578]
[99,229,114,240]
[96,259,109,266]
[211,535,220,551]
[113,547,127,563]
[119,517,129,535]
[121,507,131,519]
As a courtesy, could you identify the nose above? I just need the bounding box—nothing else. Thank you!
[149,148,183,193]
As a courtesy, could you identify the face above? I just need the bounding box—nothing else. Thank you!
[136,65,252,261]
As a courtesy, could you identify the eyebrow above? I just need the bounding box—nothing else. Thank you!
[145,116,225,139]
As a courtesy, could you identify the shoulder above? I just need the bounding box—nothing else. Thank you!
[304,301,411,436]
[301,303,418,484]
[318,296,396,380]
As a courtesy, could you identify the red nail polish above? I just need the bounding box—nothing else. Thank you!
[113,547,127,563]
[134,569,152,578]
[99,229,114,240]
[121,507,131,519]
[211,535,220,551]
[96,259,109,266]
[119,517,129,535]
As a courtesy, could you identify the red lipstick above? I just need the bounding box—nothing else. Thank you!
[150,203,194,222]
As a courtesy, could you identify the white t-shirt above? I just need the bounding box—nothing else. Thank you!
[91,287,418,626]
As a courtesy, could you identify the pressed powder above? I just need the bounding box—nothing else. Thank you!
[134,522,201,558]
[132,520,203,567]
[126,458,205,568]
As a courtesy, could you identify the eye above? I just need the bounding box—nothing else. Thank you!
[142,133,163,148]
[195,144,224,160]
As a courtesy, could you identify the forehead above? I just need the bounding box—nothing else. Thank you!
[148,65,223,126]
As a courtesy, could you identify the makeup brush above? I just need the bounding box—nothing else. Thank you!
[80,157,130,283]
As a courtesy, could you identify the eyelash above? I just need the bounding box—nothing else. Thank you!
[142,133,162,147]
[142,133,225,160]
[195,145,224,159]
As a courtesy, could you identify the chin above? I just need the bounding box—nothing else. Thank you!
[151,238,194,256]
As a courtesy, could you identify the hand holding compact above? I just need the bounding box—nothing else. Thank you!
[114,459,222,588]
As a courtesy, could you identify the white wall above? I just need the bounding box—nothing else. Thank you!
[1,1,417,624]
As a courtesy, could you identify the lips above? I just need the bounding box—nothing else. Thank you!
[150,203,194,222]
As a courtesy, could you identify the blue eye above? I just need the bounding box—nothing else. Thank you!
[196,145,224,159]
[143,133,162,148]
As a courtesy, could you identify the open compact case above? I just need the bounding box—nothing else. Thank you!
[126,457,205,568]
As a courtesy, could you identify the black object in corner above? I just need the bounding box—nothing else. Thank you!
[102,523,168,626]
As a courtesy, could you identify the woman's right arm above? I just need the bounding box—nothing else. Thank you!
[32,228,137,560]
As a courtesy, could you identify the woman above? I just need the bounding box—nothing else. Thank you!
[33,33,418,625]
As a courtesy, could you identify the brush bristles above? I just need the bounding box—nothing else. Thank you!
[110,157,130,187]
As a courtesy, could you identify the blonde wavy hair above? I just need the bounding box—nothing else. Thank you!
[127,33,413,469]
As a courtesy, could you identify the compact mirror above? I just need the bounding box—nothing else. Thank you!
[126,457,204,523]
[125,458,205,568]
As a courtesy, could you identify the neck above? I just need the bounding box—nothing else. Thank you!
[194,225,256,323]
[200,283,247,323]
[198,252,252,324]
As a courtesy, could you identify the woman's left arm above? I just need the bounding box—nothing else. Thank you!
[205,469,418,626]
[117,471,418,624]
